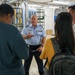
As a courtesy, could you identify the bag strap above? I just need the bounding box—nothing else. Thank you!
[51,38,72,54]
[51,38,60,53]
[43,58,48,68]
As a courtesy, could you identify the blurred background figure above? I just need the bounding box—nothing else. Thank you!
[68,4,75,37]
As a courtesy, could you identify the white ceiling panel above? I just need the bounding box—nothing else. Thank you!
[28,0,52,2]
[0,0,75,5]
[54,0,75,1]
[29,0,75,2]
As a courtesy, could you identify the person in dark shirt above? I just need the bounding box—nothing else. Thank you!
[0,3,29,75]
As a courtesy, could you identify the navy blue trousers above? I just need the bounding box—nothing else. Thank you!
[24,51,44,75]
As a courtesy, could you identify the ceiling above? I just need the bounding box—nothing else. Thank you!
[29,0,75,2]
[0,0,75,6]
[28,0,75,7]
[0,0,75,3]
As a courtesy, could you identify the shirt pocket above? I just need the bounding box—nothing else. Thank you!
[28,30,34,35]
[37,30,43,36]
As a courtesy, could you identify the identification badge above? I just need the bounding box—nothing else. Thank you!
[37,30,42,35]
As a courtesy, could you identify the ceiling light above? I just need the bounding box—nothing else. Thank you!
[48,1,69,6]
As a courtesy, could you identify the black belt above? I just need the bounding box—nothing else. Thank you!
[28,44,41,52]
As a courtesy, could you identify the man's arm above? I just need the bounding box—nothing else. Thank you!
[21,27,29,39]
[37,36,46,52]
[22,32,34,39]
[41,36,46,47]
[22,34,29,39]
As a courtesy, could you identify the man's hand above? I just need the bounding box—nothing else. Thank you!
[27,32,34,38]
[37,46,43,52]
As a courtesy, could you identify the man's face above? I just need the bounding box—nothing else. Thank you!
[68,8,75,18]
[31,16,38,26]
[68,8,73,16]
[68,8,75,24]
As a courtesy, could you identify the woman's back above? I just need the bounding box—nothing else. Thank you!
[55,12,74,54]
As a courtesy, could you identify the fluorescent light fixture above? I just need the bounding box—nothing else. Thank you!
[49,6,59,8]
[29,0,52,2]
[48,1,69,6]
[28,4,42,8]
[5,0,18,3]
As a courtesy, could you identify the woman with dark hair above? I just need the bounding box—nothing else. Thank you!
[55,12,74,54]
[40,12,75,70]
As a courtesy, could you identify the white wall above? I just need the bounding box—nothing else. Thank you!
[44,6,55,34]
[44,6,67,35]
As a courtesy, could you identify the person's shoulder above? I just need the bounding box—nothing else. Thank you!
[25,25,30,28]
[9,24,19,31]
[25,24,31,28]
[73,24,75,26]
[38,25,44,29]
[5,24,20,34]
[46,38,54,44]
[1,22,18,31]
[46,38,51,42]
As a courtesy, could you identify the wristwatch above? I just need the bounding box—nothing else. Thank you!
[40,44,43,47]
